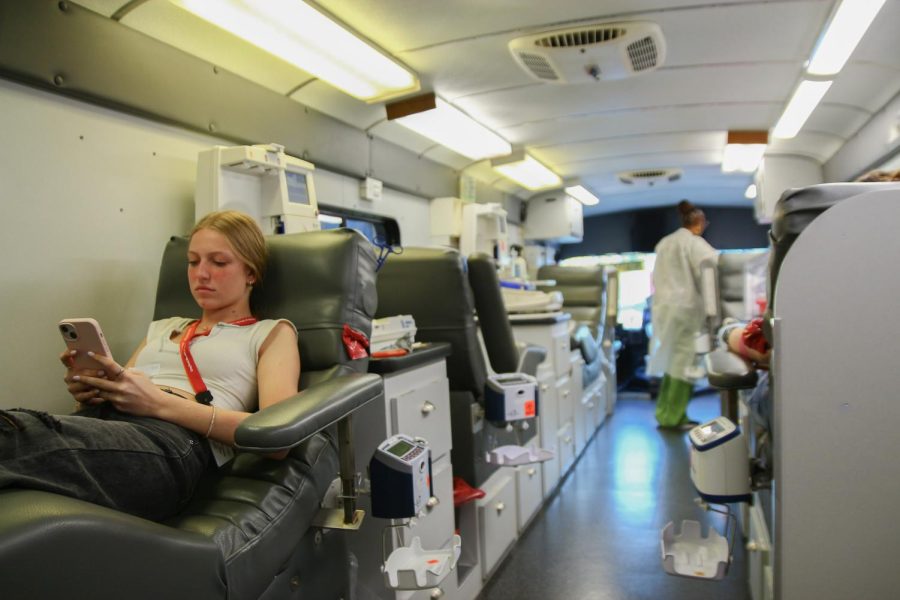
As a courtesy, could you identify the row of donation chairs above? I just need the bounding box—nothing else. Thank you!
[0,227,614,599]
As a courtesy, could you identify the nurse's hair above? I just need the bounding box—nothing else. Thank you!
[191,210,268,284]
[677,200,705,228]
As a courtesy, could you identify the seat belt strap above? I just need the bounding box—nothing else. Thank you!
[179,317,258,405]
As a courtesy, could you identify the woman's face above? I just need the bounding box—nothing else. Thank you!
[187,228,254,313]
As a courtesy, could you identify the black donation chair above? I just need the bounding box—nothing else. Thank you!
[0,228,383,600]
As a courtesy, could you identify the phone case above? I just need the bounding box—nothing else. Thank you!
[58,318,112,371]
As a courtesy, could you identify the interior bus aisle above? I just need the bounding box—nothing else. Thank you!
[479,392,751,600]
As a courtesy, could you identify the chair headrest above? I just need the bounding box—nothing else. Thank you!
[376,246,487,394]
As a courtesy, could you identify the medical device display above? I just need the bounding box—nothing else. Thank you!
[370,434,432,520]
[195,143,320,234]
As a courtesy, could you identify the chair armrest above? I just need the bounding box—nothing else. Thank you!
[704,347,758,390]
[570,324,600,364]
[515,343,547,376]
[235,373,383,452]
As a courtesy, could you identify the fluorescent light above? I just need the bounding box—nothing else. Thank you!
[390,96,511,160]
[565,185,600,206]
[772,80,833,139]
[722,144,766,173]
[173,0,419,102]
[745,184,758,199]
[491,152,562,190]
[807,0,886,76]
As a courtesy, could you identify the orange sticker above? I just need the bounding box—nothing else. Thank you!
[427,559,440,565]
[524,400,536,417]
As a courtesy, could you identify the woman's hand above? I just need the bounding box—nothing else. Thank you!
[60,349,108,406]
[71,352,170,417]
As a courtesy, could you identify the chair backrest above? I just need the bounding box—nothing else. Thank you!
[375,247,487,395]
[768,182,900,314]
[537,264,607,339]
[153,228,378,389]
[716,250,766,321]
[467,253,520,374]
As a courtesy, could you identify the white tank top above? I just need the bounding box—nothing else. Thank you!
[135,316,297,465]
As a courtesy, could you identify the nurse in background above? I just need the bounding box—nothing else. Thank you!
[647,200,717,429]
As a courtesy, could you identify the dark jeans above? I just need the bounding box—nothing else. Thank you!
[0,404,211,521]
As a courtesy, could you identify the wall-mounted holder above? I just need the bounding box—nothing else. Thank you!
[485,444,554,466]
[382,527,462,590]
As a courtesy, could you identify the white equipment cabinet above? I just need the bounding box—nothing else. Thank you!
[508,312,575,493]
[351,343,458,600]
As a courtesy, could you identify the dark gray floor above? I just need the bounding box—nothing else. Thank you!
[479,392,751,600]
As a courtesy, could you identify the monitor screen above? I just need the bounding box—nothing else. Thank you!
[387,440,414,458]
[285,170,310,205]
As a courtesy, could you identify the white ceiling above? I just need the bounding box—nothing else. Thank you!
[76,0,900,215]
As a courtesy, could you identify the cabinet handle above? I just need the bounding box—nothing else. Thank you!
[541,385,549,392]
[430,588,445,599]
[495,502,505,513]
[426,496,440,511]
[527,468,536,477]
[564,436,573,444]
[421,401,436,415]
[586,401,594,409]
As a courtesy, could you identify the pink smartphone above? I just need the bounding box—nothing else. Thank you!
[58,318,112,371]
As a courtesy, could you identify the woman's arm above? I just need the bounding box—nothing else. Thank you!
[74,323,301,448]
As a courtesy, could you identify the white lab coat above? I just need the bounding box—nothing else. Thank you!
[647,228,718,381]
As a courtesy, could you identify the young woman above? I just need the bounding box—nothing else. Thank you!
[0,210,299,521]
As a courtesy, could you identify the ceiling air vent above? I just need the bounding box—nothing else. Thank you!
[618,168,682,186]
[509,21,666,84]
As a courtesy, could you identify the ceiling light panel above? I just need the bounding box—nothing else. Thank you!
[172,0,419,102]
[492,153,562,190]
[390,96,512,160]
[806,0,886,76]
[565,185,600,206]
[772,80,833,139]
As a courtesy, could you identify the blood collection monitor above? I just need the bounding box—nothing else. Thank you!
[370,434,432,520]
[689,417,750,503]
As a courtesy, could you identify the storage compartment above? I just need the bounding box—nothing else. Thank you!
[477,471,518,579]
[556,376,573,426]
[516,464,543,532]
[537,372,560,497]
[557,421,576,475]
[392,377,452,460]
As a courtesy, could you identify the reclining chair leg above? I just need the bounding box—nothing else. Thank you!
[338,416,358,526]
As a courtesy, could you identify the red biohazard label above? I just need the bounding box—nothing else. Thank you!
[524,400,536,417]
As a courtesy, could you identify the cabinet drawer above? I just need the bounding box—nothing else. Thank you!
[516,464,543,532]
[477,472,517,579]
[557,422,575,475]
[407,456,455,551]
[552,333,570,376]
[392,377,452,460]
[556,376,573,425]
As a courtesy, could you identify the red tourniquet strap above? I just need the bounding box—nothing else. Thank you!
[179,317,258,404]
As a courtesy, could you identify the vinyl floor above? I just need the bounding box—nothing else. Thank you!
[478,392,752,600]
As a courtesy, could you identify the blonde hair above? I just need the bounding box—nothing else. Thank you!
[191,210,268,284]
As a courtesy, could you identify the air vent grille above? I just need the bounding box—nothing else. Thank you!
[627,36,659,71]
[618,168,682,185]
[632,169,667,179]
[534,27,627,48]
[518,52,559,80]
